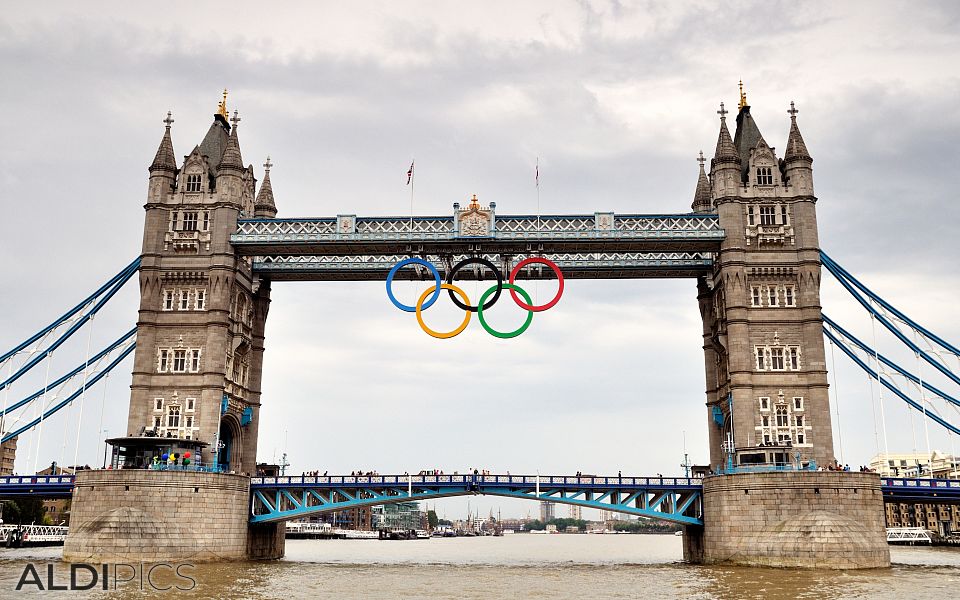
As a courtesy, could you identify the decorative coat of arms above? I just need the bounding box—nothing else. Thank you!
[456,195,493,237]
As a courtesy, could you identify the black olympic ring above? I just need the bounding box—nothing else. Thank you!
[445,257,503,313]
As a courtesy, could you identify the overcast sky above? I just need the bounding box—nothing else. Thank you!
[1,1,959,520]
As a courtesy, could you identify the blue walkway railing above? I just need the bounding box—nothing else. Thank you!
[3,474,958,515]
[249,474,705,526]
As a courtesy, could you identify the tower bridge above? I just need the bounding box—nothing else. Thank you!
[5,91,959,569]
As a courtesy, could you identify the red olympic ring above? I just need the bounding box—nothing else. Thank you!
[508,257,564,312]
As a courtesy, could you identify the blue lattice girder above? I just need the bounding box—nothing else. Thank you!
[249,475,704,525]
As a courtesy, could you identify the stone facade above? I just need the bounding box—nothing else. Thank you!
[63,470,283,562]
[126,106,278,475]
[684,471,890,569]
[696,98,834,469]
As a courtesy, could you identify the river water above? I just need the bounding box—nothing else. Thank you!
[1,535,959,599]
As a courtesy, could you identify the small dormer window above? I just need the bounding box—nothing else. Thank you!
[756,167,773,186]
[186,174,202,193]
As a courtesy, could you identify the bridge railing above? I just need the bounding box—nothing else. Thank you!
[0,475,75,486]
[881,477,960,489]
[250,474,703,488]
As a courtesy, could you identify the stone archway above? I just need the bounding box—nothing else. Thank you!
[217,415,243,473]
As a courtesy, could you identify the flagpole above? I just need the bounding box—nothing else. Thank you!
[536,156,541,232]
[409,160,415,232]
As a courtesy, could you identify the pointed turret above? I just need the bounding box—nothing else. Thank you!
[149,112,178,174]
[692,150,712,213]
[783,101,814,195]
[254,157,277,218]
[711,102,741,199]
[713,104,740,165]
[784,101,811,162]
[218,111,244,174]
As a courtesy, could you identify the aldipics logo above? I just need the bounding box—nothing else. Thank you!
[14,562,197,592]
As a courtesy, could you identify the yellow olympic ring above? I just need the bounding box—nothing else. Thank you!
[416,283,471,339]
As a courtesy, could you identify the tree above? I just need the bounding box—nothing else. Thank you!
[0,498,46,525]
[427,510,439,528]
[524,520,545,530]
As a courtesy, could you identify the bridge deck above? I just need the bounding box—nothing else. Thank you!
[231,214,723,280]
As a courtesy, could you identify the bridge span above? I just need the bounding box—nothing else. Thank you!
[4,473,959,527]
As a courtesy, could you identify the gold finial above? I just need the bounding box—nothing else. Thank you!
[738,80,748,110]
[469,194,479,208]
[217,89,229,118]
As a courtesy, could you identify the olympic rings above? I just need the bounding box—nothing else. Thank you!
[416,284,471,339]
[446,257,502,313]
[386,258,441,313]
[508,257,564,312]
[386,256,563,338]
[477,283,533,339]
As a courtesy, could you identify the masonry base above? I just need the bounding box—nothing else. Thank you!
[682,471,890,569]
[62,470,284,562]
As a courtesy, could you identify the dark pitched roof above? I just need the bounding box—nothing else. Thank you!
[733,105,764,179]
[198,114,231,175]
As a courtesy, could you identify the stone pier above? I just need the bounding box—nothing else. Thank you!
[63,470,284,562]
[683,471,890,569]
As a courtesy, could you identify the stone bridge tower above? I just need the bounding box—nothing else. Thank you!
[694,90,834,471]
[126,96,277,475]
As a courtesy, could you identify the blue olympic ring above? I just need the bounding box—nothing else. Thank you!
[386,258,442,313]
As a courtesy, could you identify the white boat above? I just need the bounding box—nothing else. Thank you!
[886,527,932,545]
[414,530,430,539]
[338,529,378,540]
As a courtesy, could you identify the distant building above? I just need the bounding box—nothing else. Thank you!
[372,502,422,530]
[869,452,960,478]
[567,505,582,520]
[0,419,16,475]
[885,502,960,537]
[540,501,555,523]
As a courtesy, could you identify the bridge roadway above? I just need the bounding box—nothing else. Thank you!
[2,474,958,526]
[229,213,724,280]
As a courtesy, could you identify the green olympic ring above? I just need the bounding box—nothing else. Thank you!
[477,283,534,339]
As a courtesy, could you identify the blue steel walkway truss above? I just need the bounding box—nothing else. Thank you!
[249,474,705,526]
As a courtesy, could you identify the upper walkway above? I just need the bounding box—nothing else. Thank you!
[2,473,957,524]
[230,213,723,280]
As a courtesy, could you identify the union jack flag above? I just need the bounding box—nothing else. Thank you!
[406,161,414,185]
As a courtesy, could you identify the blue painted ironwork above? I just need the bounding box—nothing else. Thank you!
[2,341,137,443]
[241,407,253,426]
[0,257,140,365]
[0,258,140,392]
[881,477,960,502]
[822,325,960,435]
[821,252,960,389]
[249,474,705,526]
[232,214,724,248]
[0,475,75,499]
[821,252,960,358]
[0,328,137,417]
[823,314,960,409]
